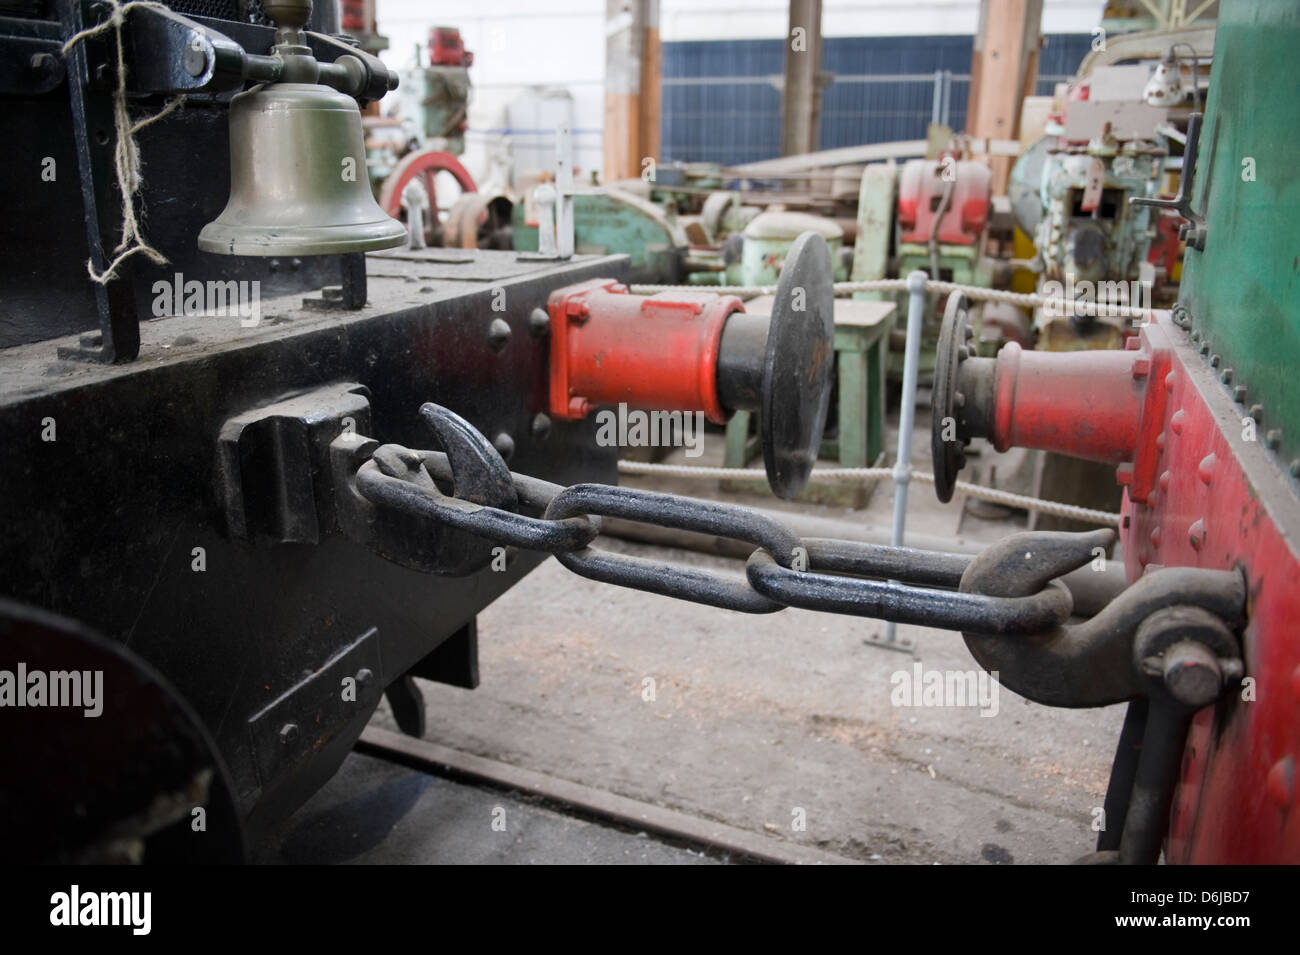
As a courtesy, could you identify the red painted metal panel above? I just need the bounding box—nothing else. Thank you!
[1119,327,1300,863]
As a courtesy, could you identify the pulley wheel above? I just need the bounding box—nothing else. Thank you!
[761,231,835,499]
[378,148,478,247]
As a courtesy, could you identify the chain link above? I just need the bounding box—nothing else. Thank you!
[361,448,1096,634]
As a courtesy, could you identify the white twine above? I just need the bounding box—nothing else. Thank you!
[616,460,1121,527]
[629,277,1156,322]
[62,0,185,283]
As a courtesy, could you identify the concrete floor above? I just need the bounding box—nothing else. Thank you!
[282,405,1126,864]
[260,753,721,864]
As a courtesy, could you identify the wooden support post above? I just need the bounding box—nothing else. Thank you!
[781,0,823,157]
[966,0,1043,194]
[604,0,661,184]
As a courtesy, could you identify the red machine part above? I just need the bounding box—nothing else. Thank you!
[429,26,473,67]
[340,0,366,32]
[1147,210,1184,279]
[547,280,743,424]
[896,159,991,247]
[978,334,1170,502]
[377,149,478,246]
[948,313,1300,861]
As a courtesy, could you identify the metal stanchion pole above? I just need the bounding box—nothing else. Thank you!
[867,270,927,652]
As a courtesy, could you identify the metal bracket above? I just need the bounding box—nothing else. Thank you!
[119,7,397,100]
[247,626,382,789]
[1131,112,1207,251]
[216,382,374,543]
[54,0,138,364]
[302,252,368,310]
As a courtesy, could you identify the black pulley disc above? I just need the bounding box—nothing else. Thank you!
[761,232,835,499]
[931,291,973,503]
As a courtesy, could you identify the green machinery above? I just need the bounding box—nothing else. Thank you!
[512,187,692,285]
[850,158,996,379]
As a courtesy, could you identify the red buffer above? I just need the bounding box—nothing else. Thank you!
[545,232,838,500]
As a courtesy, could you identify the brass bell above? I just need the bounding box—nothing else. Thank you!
[199,83,407,256]
[199,0,406,256]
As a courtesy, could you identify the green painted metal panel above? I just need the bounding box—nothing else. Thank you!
[1179,2,1300,463]
[512,191,686,284]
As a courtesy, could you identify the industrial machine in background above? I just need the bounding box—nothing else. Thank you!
[1005,38,1208,529]
[851,152,997,380]
[360,24,511,250]
[512,183,694,285]
[512,160,865,286]
[1013,62,1175,350]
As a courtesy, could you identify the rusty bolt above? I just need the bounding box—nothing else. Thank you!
[1161,640,1224,708]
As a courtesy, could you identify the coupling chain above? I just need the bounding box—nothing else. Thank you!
[356,445,1082,635]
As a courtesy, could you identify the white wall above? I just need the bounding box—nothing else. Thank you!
[374,0,1104,186]
[661,0,1103,40]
